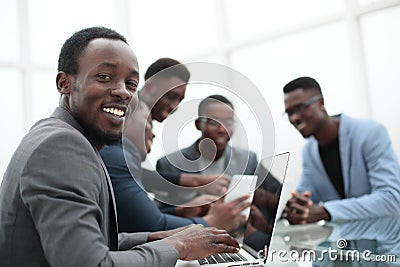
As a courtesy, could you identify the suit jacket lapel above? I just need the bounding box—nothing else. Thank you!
[223,146,232,168]
[224,146,236,174]
[310,139,326,178]
[98,154,119,250]
[51,107,86,138]
[52,107,119,250]
[186,141,201,161]
[338,114,351,198]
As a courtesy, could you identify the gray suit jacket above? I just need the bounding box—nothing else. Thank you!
[0,107,178,267]
[156,141,258,204]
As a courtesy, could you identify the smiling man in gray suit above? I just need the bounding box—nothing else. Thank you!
[0,27,239,267]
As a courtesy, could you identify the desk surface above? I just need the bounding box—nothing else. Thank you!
[266,216,400,267]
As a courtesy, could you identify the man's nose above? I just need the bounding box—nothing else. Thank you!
[111,82,132,100]
[170,99,180,111]
[216,122,228,133]
[289,112,302,124]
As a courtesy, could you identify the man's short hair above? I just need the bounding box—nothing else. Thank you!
[144,58,190,82]
[58,26,127,75]
[283,76,322,94]
[198,95,234,116]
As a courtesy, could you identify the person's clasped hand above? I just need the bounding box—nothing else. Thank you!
[284,191,313,224]
[284,191,331,224]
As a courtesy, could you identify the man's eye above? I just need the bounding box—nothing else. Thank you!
[97,74,112,81]
[208,119,219,126]
[166,94,178,100]
[126,81,138,91]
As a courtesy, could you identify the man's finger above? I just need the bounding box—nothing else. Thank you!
[212,233,240,248]
[287,203,310,215]
[235,201,251,212]
[290,193,313,206]
[229,194,250,205]
[303,191,311,198]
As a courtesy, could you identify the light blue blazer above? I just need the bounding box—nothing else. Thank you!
[297,114,400,221]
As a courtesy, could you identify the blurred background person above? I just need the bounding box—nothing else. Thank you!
[157,95,258,204]
[100,101,250,233]
[139,57,190,122]
[283,76,400,224]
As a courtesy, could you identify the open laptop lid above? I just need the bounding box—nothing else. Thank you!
[241,152,290,259]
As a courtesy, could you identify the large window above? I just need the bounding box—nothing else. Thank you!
[361,5,400,152]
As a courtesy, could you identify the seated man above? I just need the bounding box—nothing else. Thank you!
[282,76,400,224]
[140,60,232,197]
[157,94,259,204]
[0,27,239,266]
[100,101,249,233]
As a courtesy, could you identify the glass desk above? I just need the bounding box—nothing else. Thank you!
[265,216,400,267]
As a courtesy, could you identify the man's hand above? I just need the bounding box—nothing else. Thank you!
[147,225,194,241]
[180,173,231,196]
[284,191,330,224]
[203,195,250,231]
[163,224,240,261]
[306,204,331,223]
[175,195,219,218]
[284,191,312,224]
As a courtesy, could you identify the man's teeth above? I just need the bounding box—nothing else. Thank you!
[297,122,306,130]
[103,107,124,117]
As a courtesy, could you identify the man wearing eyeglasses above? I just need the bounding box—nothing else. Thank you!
[283,76,400,224]
[156,95,259,205]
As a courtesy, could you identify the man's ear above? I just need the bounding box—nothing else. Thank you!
[195,118,202,131]
[56,72,72,95]
[318,96,325,110]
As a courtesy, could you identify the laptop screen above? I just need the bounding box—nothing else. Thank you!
[242,152,290,259]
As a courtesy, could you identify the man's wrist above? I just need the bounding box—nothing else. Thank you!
[148,231,166,242]
[175,206,184,217]
[180,173,197,187]
[317,202,331,221]
[307,203,331,223]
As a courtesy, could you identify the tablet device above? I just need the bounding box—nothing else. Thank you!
[224,175,257,218]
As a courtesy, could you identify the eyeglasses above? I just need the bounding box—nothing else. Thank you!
[198,117,235,128]
[283,95,322,117]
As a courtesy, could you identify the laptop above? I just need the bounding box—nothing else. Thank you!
[176,152,290,267]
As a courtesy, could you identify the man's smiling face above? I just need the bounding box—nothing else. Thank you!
[68,38,139,147]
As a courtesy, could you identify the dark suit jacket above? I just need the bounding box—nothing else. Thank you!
[156,141,258,204]
[100,141,207,233]
[0,107,178,267]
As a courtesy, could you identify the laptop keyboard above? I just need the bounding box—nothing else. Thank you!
[198,252,248,265]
